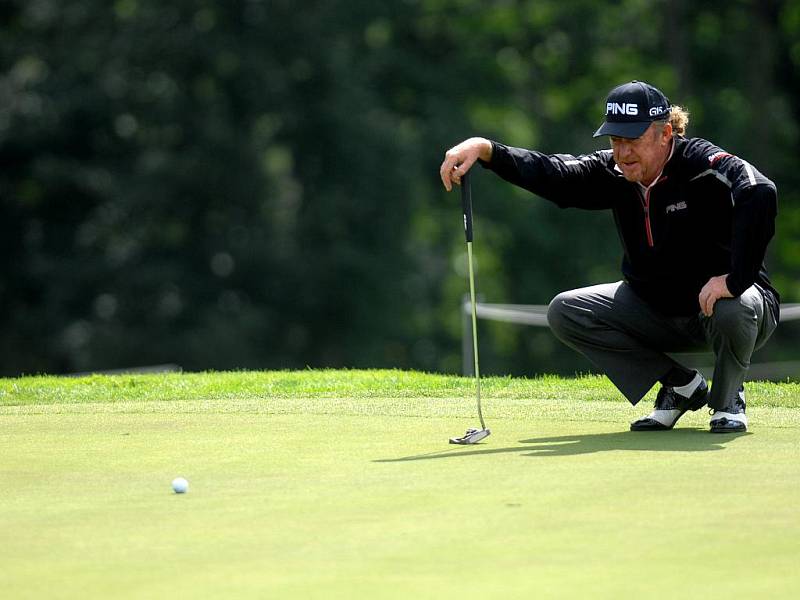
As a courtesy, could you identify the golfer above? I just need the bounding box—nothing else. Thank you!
[440,80,779,433]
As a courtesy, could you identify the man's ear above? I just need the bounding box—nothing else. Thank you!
[662,121,673,143]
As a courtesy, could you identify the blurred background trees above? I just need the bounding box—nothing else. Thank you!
[1,0,798,377]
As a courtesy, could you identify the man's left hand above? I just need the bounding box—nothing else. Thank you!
[699,274,733,316]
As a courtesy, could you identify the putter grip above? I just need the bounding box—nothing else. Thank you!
[461,171,473,242]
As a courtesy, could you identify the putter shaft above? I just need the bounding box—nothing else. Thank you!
[450,171,489,445]
[466,240,485,431]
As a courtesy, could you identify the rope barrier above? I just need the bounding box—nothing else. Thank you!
[461,299,800,377]
[465,301,800,326]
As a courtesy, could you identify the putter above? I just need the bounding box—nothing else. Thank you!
[450,171,491,445]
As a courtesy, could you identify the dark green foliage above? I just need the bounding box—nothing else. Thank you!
[1,0,798,376]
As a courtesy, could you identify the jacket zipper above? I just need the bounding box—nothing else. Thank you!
[641,175,668,247]
[642,189,654,247]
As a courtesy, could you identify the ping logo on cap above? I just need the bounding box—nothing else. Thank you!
[607,102,639,116]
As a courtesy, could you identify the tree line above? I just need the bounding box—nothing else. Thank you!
[1,0,798,377]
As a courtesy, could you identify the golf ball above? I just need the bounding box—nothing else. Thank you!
[172,477,189,494]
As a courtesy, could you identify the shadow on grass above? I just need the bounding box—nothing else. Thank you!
[375,428,751,462]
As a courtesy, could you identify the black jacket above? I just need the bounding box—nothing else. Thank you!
[482,136,779,319]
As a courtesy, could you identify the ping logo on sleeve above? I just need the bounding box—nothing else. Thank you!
[708,151,733,164]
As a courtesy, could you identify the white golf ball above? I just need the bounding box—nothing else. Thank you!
[172,477,189,494]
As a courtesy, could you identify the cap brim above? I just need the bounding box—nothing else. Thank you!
[592,120,651,139]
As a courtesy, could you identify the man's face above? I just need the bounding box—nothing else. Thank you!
[610,122,672,185]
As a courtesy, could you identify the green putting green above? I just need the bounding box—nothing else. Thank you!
[1,370,798,598]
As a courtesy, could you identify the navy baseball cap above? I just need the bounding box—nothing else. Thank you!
[593,81,671,138]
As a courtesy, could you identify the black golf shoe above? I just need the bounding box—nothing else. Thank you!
[630,372,709,431]
[709,387,747,433]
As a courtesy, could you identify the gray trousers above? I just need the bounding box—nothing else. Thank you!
[546,281,778,409]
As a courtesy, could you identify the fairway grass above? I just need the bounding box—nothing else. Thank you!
[2,370,799,599]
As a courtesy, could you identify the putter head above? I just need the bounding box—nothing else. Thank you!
[449,427,491,445]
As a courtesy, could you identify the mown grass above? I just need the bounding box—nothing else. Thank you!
[2,370,799,599]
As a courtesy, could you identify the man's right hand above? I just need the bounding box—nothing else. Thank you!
[439,137,493,191]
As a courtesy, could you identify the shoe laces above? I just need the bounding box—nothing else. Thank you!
[708,398,746,416]
[654,386,679,410]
